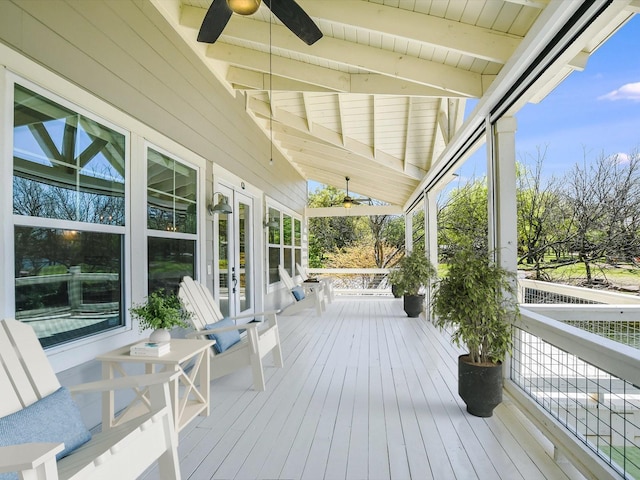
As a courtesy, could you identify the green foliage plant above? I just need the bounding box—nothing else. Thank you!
[431,247,519,365]
[129,290,190,332]
[393,249,437,296]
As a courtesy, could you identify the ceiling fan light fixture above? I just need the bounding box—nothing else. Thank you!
[343,196,353,209]
[226,0,261,15]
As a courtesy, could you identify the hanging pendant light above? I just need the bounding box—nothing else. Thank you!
[343,177,353,209]
[227,0,261,15]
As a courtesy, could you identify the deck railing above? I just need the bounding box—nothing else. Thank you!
[510,280,640,479]
[308,268,393,295]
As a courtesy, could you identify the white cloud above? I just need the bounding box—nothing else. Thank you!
[599,82,640,101]
[610,152,630,164]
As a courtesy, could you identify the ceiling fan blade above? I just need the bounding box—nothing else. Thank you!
[197,0,233,43]
[264,0,323,45]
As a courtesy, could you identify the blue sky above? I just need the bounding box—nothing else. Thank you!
[459,14,640,179]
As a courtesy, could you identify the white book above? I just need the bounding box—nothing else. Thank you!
[130,341,171,357]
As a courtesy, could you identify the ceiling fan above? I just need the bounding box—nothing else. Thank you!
[342,177,372,208]
[197,0,323,46]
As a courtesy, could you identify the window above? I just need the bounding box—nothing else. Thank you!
[147,147,197,294]
[13,84,127,347]
[266,204,302,285]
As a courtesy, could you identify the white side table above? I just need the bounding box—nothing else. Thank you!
[96,338,214,437]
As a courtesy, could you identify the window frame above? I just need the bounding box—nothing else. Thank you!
[11,76,131,351]
[265,198,303,290]
[144,142,200,295]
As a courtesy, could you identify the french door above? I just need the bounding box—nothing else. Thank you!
[216,187,254,318]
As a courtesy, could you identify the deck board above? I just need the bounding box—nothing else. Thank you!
[143,297,586,480]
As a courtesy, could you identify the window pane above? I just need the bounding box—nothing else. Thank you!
[14,226,123,348]
[294,219,301,246]
[13,85,125,224]
[147,148,197,234]
[148,237,195,294]
[284,247,292,276]
[283,214,292,245]
[268,208,280,244]
[295,249,302,270]
[269,247,280,284]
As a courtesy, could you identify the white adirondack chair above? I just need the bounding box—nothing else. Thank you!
[0,318,181,480]
[296,262,335,303]
[278,265,326,316]
[178,276,283,392]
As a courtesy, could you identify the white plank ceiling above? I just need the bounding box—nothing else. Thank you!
[152,0,638,208]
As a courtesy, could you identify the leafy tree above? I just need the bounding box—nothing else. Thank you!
[307,186,359,266]
[516,150,565,279]
[437,178,488,259]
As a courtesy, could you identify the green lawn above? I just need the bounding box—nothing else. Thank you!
[520,259,640,288]
[600,446,640,479]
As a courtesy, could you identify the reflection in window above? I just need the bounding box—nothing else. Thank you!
[14,227,123,348]
[147,148,197,234]
[148,237,196,295]
[13,85,126,224]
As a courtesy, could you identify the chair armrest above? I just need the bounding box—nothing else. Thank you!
[229,310,278,321]
[0,443,63,475]
[68,371,180,395]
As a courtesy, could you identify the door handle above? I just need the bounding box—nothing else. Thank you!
[232,267,238,293]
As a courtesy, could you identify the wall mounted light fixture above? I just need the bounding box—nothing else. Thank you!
[207,192,233,215]
[263,218,279,229]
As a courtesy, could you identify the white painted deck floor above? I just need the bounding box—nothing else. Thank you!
[144,297,587,480]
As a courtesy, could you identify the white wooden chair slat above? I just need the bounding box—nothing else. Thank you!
[0,319,60,412]
[178,276,283,392]
[278,265,326,316]
[296,263,335,303]
[0,318,181,480]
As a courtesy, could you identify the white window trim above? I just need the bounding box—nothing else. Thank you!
[265,197,303,294]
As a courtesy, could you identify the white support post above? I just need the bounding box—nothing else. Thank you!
[425,190,438,320]
[405,209,413,253]
[487,116,518,378]
[487,116,518,273]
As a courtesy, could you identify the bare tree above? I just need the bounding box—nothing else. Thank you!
[561,150,640,284]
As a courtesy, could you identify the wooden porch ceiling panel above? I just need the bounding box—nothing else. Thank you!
[154,0,576,206]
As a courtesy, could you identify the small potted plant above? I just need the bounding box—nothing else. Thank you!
[129,289,191,342]
[431,247,519,417]
[393,249,437,317]
[387,267,403,298]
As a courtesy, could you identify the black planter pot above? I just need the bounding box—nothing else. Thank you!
[458,354,503,417]
[403,294,424,317]
[391,284,402,298]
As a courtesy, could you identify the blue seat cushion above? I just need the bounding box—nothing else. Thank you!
[0,386,91,478]
[291,286,306,301]
[205,317,241,353]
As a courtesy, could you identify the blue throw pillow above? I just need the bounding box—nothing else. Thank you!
[205,317,241,353]
[291,286,306,301]
[0,386,91,479]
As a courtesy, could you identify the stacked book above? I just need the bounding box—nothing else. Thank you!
[130,341,171,357]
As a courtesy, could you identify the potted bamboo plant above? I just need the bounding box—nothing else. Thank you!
[431,247,519,417]
[129,290,190,342]
[393,249,437,317]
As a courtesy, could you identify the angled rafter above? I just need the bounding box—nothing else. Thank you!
[296,1,520,64]
[181,6,484,97]
[301,92,313,132]
[247,95,426,180]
